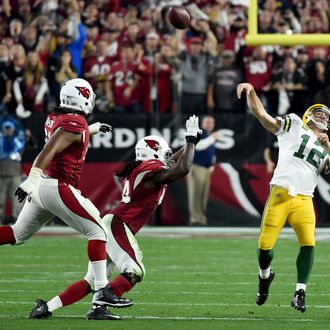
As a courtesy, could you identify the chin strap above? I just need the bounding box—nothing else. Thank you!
[311,118,328,131]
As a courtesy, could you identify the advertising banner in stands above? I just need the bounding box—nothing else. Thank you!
[22,113,330,226]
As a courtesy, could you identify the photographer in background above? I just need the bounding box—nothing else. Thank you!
[0,117,26,225]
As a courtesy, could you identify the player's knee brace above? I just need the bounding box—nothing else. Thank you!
[121,272,142,286]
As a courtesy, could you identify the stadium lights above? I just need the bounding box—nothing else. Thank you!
[246,0,330,46]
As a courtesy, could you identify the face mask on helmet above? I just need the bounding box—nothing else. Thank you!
[302,104,330,131]
[59,78,95,115]
[135,135,172,166]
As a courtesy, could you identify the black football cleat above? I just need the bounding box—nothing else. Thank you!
[256,270,275,306]
[28,299,52,319]
[92,285,133,308]
[291,289,306,313]
[86,304,121,320]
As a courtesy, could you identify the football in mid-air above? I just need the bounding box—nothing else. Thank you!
[167,6,190,30]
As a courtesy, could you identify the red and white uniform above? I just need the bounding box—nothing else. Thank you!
[113,159,167,234]
[44,113,89,187]
[12,113,106,244]
[85,159,167,284]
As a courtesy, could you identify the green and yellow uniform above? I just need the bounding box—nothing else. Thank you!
[259,113,329,249]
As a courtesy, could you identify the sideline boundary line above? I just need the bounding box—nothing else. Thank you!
[36,226,330,239]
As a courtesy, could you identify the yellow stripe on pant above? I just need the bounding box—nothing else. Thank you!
[258,186,315,250]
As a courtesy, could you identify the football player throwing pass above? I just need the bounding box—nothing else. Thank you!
[237,82,330,313]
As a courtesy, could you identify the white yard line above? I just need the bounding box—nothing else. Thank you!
[35,226,330,240]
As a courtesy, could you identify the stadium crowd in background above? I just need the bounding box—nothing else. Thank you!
[0,0,329,120]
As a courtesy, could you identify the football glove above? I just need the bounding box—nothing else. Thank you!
[185,115,202,137]
[89,122,112,135]
[15,167,43,203]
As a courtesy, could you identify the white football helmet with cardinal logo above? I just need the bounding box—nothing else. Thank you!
[60,78,95,114]
[135,135,172,165]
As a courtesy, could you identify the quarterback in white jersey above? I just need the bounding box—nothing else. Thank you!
[237,83,330,313]
[271,112,329,197]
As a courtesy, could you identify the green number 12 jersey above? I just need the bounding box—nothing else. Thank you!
[270,113,329,197]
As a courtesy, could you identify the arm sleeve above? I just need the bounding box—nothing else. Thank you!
[195,135,216,151]
[274,113,300,136]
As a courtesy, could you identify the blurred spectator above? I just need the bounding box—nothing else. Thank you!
[65,2,87,77]
[0,44,12,114]
[178,37,215,114]
[47,32,72,102]
[258,10,276,33]
[143,31,161,113]
[306,60,330,102]
[108,44,142,113]
[54,50,78,99]
[272,56,306,116]
[84,39,112,89]
[155,44,176,113]
[0,117,26,225]
[13,51,48,117]
[7,44,26,114]
[84,39,113,112]
[208,49,244,113]
[279,9,302,34]
[188,18,218,56]
[8,18,23,43]
[105,29,120,58]
[296,48,309,72]
[81,3,100,27]
[119,21,143,47]
[223,13,247,53]
[34,13,57,33]
[36,30,53,67]
[102,12,125,33]
[243,46,273,111]
[187,115,219,226]
[301,0,329,33]
[16,0,34,25]
[84,23,100,57]
[20,25,38,52]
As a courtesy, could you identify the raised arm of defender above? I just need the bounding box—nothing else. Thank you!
[237,83,281,134]
[146,115,202,186]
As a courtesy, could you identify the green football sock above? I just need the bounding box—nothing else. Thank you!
[257,248,274,270]
[296,246,314,284]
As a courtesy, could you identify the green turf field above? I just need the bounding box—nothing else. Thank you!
[1,230,330,330]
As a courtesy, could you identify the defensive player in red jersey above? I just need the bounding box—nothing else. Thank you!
[28,115,202,320]
[0,78,132,312]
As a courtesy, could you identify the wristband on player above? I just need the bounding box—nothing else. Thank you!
[185,136,197,144]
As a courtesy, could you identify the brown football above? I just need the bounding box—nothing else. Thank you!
[167,6,190,30]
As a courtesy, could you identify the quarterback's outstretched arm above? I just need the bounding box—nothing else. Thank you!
[237,83,280,134]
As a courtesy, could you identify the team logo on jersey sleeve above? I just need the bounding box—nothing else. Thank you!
[145,139,161,151]
[75,86,91,99]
